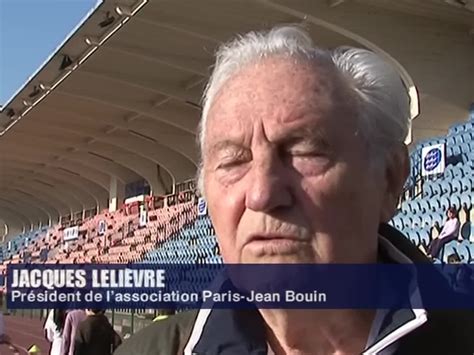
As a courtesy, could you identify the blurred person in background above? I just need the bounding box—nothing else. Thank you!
[61,309,86,355]
[73,309,121,355]
[427,207,461,259]
[44,309,67,355]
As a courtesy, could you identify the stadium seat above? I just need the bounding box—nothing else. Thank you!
[467,245,474,264]
[428,198,440,212]
[460,194,472,210]
[418,228,431,247]
[451,179,461,193]
[460,177,472,193]
[421,214,432,228]
[440,196,450,211]
[441,240,459,263]
[419,200,429,214]
[449,194,462,210]
[456,241,470,262]
[407,230,420,246]
[460,222,471,241]
[390,216,403,230]
[440,181,450,194]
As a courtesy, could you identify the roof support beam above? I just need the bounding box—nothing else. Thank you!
[1,167,99,211]
[0,196,49,227]
[40,107,197,159]
[0,204,33,231]
[0,208,27,238]
[7,130,135,184]
[56,87,197,134]
[2,178,85,214]
[2,189,60,225]
[1,159,107,210]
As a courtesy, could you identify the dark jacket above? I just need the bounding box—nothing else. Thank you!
[115,224,474,355]
[74,313,122,355]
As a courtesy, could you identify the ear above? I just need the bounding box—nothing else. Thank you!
[380,144,409,223]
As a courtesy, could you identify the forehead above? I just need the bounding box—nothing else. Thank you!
[204,56,354,147]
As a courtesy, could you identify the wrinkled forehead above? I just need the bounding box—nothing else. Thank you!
[203,56,356,149]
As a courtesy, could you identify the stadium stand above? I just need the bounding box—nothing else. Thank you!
[0,112,473,281]
[391,112,474,263]
[0,186,221,291]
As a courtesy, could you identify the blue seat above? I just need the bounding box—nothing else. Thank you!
[460,177,472,193]
[390,215,399,229]
[431,182,442,196]
[392,214,403,228]
[438,196,449,211]
[456,241,471,262]
[460,143,470,154]
[418,228,431,247]
[422,183,432,198]
[441,240,459,263]
[419,200,429,214]
[421,214,432,228]
[453,165,464,178]
[467,244,474,263]
[407,230,420,246]
[451,179,461,193]
[449,194,461,210]
[440,181,451,195]
[426,198,438,212]
[434,211,445,228]
[460,222,472,240]
[460,195,472,210]
[400,201,410,214]
[467,142,474,154]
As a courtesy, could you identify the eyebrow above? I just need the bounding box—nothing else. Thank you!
[208,140,247,157]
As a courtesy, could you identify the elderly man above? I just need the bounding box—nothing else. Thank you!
[115,25,474,355]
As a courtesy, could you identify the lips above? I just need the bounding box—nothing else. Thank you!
[245,233,306,247]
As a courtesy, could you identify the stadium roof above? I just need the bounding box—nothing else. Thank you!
[0,0,473,236]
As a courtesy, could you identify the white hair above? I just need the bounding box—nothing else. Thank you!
[197,25,410,194]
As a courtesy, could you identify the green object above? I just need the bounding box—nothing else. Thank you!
[152,315,169,322]
[28,344,41,354]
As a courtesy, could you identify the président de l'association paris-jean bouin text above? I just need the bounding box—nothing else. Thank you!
[9,268,327,304]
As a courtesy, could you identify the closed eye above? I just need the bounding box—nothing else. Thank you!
[282,145,328,160]
[217,159,247,169]
[216,152,251,170]
[288,149,325,157]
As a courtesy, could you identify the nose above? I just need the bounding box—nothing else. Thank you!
[245,151,293,212]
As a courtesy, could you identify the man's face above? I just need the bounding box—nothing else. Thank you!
[203,56,394,264]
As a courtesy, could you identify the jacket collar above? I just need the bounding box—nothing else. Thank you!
[185,224,429,355]
[362,230,428,354]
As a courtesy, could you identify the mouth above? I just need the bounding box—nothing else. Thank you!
[244,233,308,254]
[247,233,302,242]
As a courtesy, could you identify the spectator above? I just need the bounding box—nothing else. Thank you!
[427,207,461,259]
[61,309,86,355]
[73,309,121,355]
[44,309,66,355]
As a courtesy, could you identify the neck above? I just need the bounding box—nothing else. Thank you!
[261,309,375,355]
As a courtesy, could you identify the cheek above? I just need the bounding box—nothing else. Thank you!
[299,164,380,232]
[205,176,245,262]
